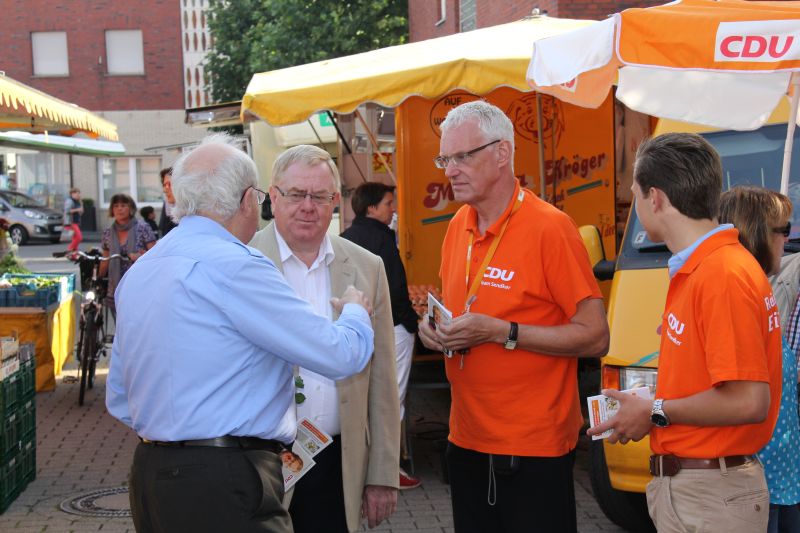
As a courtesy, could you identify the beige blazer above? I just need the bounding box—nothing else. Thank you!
[249,223,400,532]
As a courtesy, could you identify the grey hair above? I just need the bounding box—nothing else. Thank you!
[272,144,340,191]
[440,100,515,155]
[171,133,258,222]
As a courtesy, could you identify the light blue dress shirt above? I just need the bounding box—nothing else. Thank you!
[106,215,374,444]
[667,224,733,277]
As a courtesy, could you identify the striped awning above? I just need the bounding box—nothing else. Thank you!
[0,74,118,141]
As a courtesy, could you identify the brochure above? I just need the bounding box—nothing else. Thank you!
[427,292,454,357]
[587,386,652,441]
[283,418,333,490]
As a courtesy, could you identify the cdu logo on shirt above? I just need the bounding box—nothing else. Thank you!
[481,266,515,290]
[666,312,685,346]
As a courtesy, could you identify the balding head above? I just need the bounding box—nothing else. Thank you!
[171,133,258,222]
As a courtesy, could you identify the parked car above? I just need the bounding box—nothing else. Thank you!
[0,189,63,245]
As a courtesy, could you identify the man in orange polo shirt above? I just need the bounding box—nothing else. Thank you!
[418,100,609,533]
[588,133,781,532]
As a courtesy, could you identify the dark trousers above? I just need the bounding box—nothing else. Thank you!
[289,436,348,533]
[446,442,577,533]
[129,442,292,533]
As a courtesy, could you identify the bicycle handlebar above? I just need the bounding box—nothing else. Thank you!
[53,250,128,262]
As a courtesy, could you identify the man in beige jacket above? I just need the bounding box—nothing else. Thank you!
[250,144,400,532]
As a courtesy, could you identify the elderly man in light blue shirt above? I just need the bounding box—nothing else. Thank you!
[106,133,375,533]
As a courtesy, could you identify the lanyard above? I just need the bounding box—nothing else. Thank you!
[464,189,524,313]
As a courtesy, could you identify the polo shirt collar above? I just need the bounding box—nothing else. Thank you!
[274,227,335,269]
[466,180,523,239]
[674,226,741,277]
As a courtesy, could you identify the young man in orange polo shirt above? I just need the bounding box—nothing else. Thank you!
[588,133,782,532]
[418,100,609,532]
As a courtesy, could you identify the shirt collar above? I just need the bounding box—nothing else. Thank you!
[274,227,335,269]
[465,180,523,239]
[179,215,242,244]
[667,224,735,278]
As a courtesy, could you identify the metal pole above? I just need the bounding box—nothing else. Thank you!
[780,72,799,195]
[535,92,547,200]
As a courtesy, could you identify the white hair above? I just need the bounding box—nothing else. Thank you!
[171,133,258,222]
[440,100,515,155]
[272,144,340,191]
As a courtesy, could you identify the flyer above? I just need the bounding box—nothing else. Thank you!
[587,386,652,441]
[283,418,333,490]
[427,292,454,357]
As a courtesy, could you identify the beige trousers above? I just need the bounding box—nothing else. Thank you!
[646,458,769,533]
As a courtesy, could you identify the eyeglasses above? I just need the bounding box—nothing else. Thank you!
[240,186,268,205]
[433,139,501,169]
[274,186,337,205]
[773,222,792,237]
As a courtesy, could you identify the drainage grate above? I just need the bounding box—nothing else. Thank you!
[59,486,131,518]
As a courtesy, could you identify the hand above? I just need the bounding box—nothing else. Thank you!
[436,312,506,352]
[417,316,441,351]
[586,389,654,444]
[361,485,397,529]
[331,285,372,316]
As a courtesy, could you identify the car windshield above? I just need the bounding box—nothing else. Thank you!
[0,190,46,208]
[621,124,800,267]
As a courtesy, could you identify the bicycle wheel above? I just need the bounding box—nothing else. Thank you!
[88,311,102,389]
[78,308,96,406]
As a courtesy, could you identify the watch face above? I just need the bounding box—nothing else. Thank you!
[651,414,669,428]
[504,340,517,350]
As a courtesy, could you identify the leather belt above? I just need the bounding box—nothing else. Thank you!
[649,454,755,477]
[140,436,286,454]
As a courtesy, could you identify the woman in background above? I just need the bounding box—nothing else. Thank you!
[719,186,800,533]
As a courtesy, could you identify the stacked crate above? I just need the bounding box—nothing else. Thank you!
[0,339,36,514]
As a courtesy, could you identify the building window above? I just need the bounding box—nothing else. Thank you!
[31,32,69,76]
[459,0,476,32]
[105,30,145,75]
[98,157,162,207]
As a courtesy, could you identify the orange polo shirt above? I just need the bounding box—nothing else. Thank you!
[650,229,782,458]
[440,182,602,456]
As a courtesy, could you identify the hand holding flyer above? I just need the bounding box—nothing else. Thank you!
[282,418,333,490]
[427,292,454,357]
[587,387,652,441]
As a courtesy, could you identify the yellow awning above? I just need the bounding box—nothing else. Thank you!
[242,16,594,126]
[0,74,118,141]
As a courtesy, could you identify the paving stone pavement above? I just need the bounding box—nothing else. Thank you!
[0,356,627,532]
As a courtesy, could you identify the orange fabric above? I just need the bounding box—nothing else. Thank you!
[439,182,602,456]
[650,229,782,457]
[618,0,800,71]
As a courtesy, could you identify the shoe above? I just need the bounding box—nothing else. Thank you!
[399,468,421,490]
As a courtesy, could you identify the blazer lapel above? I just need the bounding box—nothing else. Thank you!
[261,223,284,274]
[329,237,356,321]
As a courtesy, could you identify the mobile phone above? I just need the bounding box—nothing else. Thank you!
[491,454,520,476]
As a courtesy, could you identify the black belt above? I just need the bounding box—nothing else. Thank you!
[140,435,286,454]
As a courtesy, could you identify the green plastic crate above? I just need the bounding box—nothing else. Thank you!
[0,373,19,423]
[18,399,34,441]
[18,358,35,401]
[1,409,20,458]
[0,454,20,515]
[19,438,34,488]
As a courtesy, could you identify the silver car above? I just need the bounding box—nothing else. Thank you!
[0,189,63,245]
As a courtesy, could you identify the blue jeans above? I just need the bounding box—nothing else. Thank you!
[767,503,800,533]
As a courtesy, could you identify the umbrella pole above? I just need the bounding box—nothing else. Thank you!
[535,92,547,200]
[780,73,800,195]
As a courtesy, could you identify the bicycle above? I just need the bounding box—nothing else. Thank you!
[53,248,127,405]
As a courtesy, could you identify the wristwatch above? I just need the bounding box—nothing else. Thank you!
[504,321,518,350]
[650,399,670,428]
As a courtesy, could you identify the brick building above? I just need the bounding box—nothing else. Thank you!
[409,0,663,41]
[0,0,206,230]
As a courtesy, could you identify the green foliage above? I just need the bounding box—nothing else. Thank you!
[0,253,30,275]
[206,0,408,104]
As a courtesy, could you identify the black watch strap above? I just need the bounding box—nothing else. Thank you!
[508,321,518,342]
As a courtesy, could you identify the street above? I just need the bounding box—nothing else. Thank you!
[1,241,628,532]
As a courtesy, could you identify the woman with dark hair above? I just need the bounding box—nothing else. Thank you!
[719,186,800,533]
[99,193,156,315]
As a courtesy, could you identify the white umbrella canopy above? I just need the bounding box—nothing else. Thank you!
[527,0,800,193]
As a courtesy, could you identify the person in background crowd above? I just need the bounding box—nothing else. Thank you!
[588,134,781,533]
[139,205,159,235]
[64,187,83,251]
[418,100,609,533]
[719,186,800,533]
[341,181,421,490]
[99,193,156,316]
[250,144,400,533]
[159,167,178,236]
[107,133,376,533]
